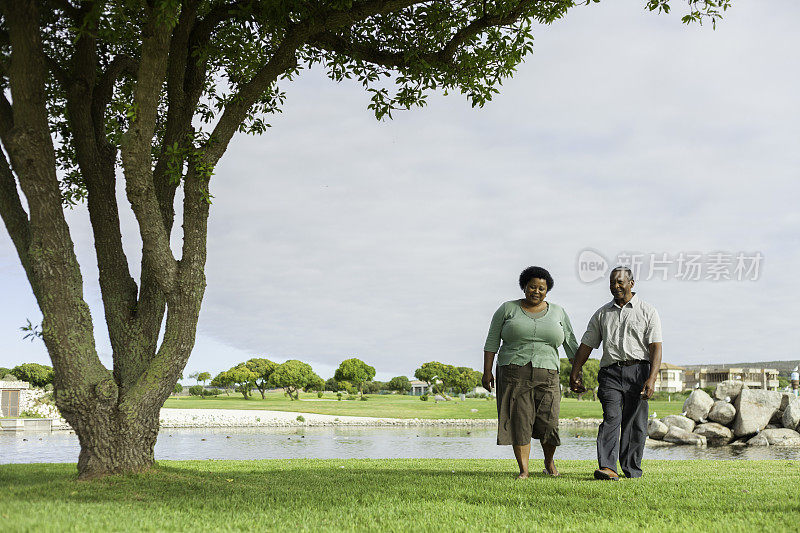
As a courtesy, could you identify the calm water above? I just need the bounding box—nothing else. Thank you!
[2,427,800,464]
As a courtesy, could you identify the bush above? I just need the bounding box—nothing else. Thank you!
[336,392,342,401]
[296,415,305,422]
[420,394,429,401]
[20,410,44,418]
[188,385,204,396]
[202,388,221,397]
[173,383,183,394]
[10,363,54,388]
[317,391,324,398]
[360,395,368,401]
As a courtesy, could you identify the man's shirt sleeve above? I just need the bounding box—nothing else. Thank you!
[580,309,603,349]
[645,308,663,345]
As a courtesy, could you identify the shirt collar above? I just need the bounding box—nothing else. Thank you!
[612,292,638,309]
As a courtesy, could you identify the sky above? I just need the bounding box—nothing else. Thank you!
[1,1,799,383]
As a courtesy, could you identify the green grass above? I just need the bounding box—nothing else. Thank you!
[1,459,797,532]
[163,392,685,419]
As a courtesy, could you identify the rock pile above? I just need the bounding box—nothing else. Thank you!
[647,381,800,447]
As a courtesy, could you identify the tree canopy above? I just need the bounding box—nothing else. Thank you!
[244,357,278,399]
[0,0,728,478]
[269,359,322,399]
[333,358,376,395]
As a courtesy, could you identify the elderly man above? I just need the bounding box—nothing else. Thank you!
[570,267,662,480]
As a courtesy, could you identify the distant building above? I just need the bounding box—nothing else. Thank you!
[0,380,30,418]
[409,380,431,396]
[684,367,779,391]
[654,363,685,393]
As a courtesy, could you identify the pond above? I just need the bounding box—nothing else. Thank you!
[2,427,799,464]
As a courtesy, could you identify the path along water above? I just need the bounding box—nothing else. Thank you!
[3,426,799,464]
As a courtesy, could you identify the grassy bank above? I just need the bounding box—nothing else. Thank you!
[1,459,797,532]
[163,392,684,419]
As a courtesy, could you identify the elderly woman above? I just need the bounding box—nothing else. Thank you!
[483,266,578,479]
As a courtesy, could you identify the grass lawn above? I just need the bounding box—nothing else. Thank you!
[163,392,685,419]
[1,459,797,532]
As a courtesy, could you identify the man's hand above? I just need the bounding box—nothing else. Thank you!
[640,379,655,399]
[570,370,586,394]
[482,371,494,391]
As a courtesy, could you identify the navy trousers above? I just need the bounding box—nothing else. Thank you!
[596,362,650,478]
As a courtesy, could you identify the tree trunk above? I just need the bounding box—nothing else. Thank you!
[66,399,161,479]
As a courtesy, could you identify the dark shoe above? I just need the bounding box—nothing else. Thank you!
[593,468,619,481]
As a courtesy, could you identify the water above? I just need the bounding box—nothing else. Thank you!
[2,427,799,464]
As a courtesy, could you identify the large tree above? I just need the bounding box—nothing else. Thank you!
[0,0,727,478]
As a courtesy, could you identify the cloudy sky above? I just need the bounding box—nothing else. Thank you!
[1,1,798,382]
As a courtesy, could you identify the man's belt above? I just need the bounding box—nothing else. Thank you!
[610,359,650,367]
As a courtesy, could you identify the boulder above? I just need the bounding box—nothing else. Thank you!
[662,414,695,433]
[707,401,736,425]
[663,426,707,446]
[746,428,800,446]
[782,397,800,430]
[693,422,733,446]
[732,389,784,437]
[647,418,668,440]
[433,395,446,402]
[769,410,784,425]
[683,390,714,422]
[714,380,747,402]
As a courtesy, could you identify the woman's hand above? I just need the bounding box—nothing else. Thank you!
[482,371,494,391]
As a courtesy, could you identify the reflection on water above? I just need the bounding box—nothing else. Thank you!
[2,426,799,464]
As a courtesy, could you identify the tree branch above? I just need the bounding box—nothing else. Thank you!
[0,145,40,302]
[91,53,138,153]
[120,5,180,296]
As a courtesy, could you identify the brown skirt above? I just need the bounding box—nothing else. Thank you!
[496,363,561,446]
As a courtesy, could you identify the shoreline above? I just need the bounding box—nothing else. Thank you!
[153,408,603,429]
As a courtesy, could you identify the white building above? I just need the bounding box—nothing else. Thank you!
[654,363,685,393]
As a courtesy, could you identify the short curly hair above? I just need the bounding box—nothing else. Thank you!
[518,266,554,291]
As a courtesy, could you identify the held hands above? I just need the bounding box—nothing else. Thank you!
[640,379,655,400]
[482,371,494,392]
[569,370,586,394]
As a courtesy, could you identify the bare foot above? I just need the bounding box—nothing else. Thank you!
[516,471,530,480]
[543,464,559,477]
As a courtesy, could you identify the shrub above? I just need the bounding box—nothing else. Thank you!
[188,385,204,397]
[10,363,54,388]
[336,392,342,401]
[202,388,221,397]
[20,410,44,418]
[360,395,368,401]
[420,394,429,401]
[317,391,324,398]
[296,415,305,422]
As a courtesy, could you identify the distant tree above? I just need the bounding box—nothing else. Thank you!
[303,374,326,393]
[10,363,54,388]
[415,362,448,394]
[334,358,376,396]
[173,383,183,394]
[0,367,10,378]
[324,378,339,392]
[197,372,211,386]
[244,358,278,399]
[778,375,789,389]
[451,367,482,394]
[227,365,258,399]
[387,376,412,394]
[188,385,204,397]
[210,371,234,396]
[269,360,321,400]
